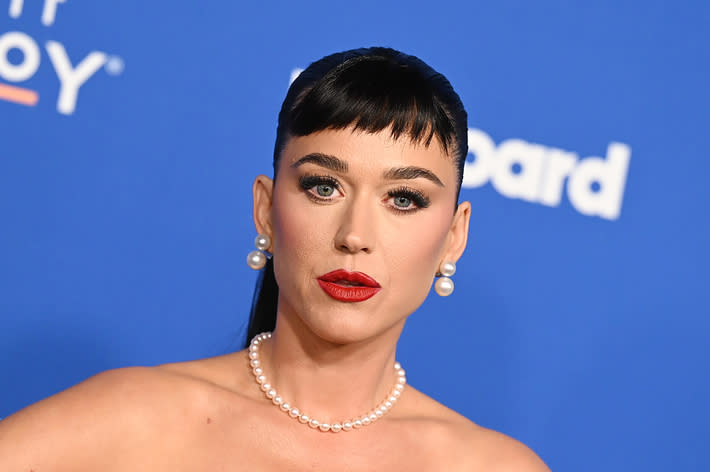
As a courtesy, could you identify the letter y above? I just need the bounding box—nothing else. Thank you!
[46,41,107,115]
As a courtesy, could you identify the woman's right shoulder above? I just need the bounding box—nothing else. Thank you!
[0,360,245,471]
[3,365,205,422]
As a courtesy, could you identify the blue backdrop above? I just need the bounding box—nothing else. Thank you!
[1,1,708,470]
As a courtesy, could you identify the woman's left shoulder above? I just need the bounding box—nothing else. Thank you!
[453,422,551,472]
[402,387,551,471]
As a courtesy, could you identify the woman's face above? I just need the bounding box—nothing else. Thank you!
[253,127,470,344]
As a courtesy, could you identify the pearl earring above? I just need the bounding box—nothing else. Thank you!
[434,261,456,296]
[247,234,271,270]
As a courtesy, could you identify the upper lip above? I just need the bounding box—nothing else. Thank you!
[317,269,381,288]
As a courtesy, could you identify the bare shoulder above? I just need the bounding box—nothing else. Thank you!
[456,423,550,472]
[401,387,550,472]
[0,354,248,471]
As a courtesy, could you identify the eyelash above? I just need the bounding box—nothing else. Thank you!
[299,175,341,201]
[298,175,431,213]
[387,186,431,213]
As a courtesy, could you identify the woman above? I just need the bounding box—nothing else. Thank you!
[0,47,549,471]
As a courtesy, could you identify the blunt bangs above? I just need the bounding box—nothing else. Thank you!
[273,48,468,186]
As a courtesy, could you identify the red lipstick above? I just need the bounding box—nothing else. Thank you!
[317,269,381,302]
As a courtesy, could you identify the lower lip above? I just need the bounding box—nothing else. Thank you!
[317,280,381,302]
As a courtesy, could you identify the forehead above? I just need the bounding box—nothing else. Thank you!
[281,128,457,183]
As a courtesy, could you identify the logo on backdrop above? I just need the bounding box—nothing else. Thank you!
[289,68,631,221]
[0,0,123,115]
[464,129,631,220]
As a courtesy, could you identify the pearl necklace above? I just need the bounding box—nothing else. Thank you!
[248,332,406,433]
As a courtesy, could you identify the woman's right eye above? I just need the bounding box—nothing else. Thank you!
[315,183,335,197]
[299,175,341,201]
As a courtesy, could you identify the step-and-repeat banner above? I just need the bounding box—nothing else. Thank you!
[1,1,708,470]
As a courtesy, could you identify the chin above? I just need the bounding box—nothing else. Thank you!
[299,305,405,347]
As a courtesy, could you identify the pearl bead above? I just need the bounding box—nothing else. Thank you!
[369,413,377,422]
[309,419,319,428]
[398,376,406,384]
[353,420,362,428]
[440,261,456,277]
[249,351,259,360]
[280,402,290,411]
[434,276,454,296]
[252,367,263,375]
[260,383,271,392]
[255,234,271,251]
[247,250,266,270]
[299,414,309,423]
[289,408,300,418]
[256,375,266,384]
[393,389,401,397]
[266,389,276,399]
[394,362,401,370]
[272,395,282,405]
[319,423,330,432]
[375,410,384,418]
[385,401,392,409]
[250,359,260,368]
[331,423,342,432]
[361,416,371,426]
[343,422,352,431]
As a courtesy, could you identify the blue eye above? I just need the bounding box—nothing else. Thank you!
[387,187,430,213]
[299,175,341,201]
[393,195,412,208]
[316,183,335,197]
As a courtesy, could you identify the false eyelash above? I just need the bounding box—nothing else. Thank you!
[387,186,431,210]
[298,174,341,191]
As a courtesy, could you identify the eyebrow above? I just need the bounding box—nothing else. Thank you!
[291,152,443,187]
[384,166,444,187]
[291,153,348,172]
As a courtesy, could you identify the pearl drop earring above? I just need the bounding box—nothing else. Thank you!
[247,234,271,270]
[434,261,456,296]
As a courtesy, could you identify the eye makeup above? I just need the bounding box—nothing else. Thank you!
[298,174,342,202]
[386,186,431,213]
[297,174,431,212]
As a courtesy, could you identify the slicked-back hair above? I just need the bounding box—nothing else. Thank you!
[246,47,468,347]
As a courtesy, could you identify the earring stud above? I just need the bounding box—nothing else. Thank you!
[434,261,456,296]
[247,234,271,270]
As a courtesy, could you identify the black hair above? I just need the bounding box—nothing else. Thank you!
[244,47,468,347]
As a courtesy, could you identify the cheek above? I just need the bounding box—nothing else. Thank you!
[384,210,453,283]
[270,188,330,276]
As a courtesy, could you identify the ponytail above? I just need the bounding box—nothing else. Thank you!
[244,257,278,348]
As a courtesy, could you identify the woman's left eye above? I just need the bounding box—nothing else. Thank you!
[387,188,430,212]
[393,195,413,208]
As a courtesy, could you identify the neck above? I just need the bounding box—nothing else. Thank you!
[255,304,405,425]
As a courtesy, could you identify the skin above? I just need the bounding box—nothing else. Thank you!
[0,127,550,471]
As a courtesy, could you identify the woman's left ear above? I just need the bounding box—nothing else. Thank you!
[442,201,471,264]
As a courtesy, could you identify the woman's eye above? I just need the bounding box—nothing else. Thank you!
[299,175,341,201]
[393,195,413,208]
[387,188,430,212]
[316,184,335,197]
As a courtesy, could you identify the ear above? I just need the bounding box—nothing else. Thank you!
[441,201,471,265]
[252,175,274,249]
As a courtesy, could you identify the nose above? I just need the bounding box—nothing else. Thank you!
[334,195,375,254]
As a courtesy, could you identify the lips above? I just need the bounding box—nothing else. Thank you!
[317,269,381,302]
